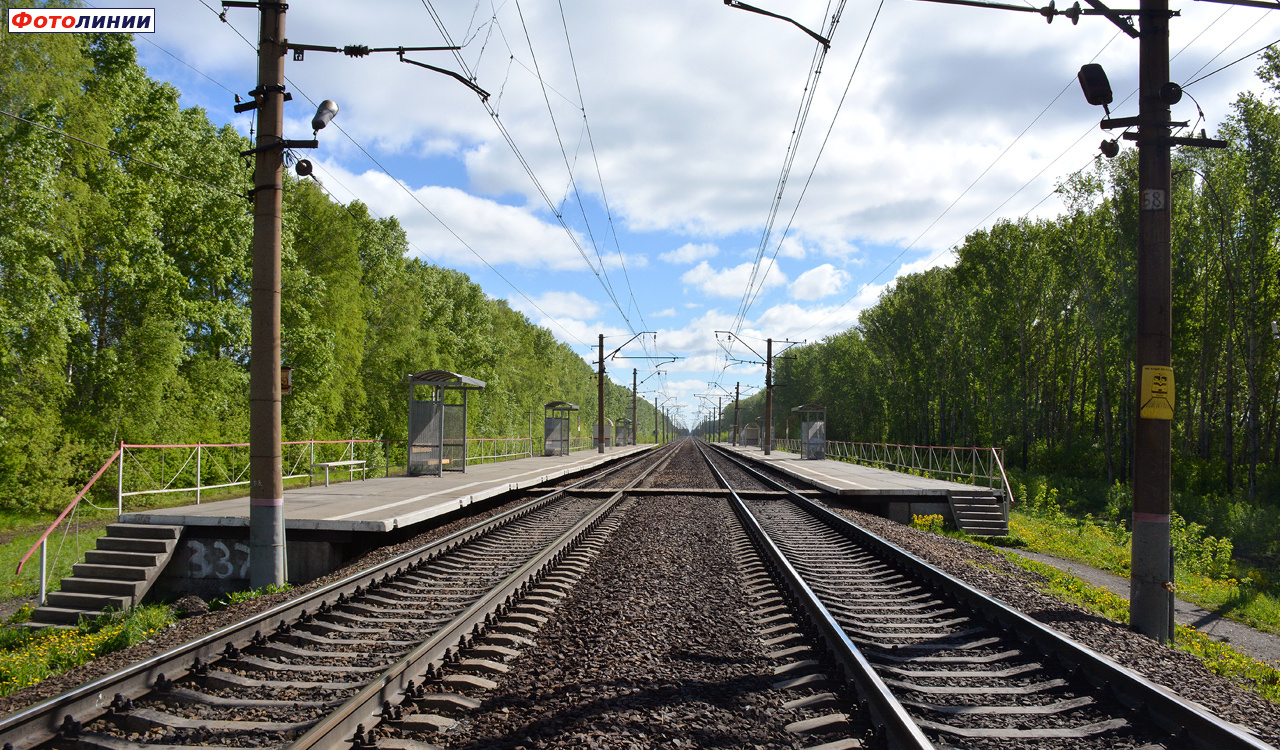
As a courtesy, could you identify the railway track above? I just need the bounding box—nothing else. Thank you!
[698,440,1276,750]
[0,442,680,750]
[2,438,1275,750]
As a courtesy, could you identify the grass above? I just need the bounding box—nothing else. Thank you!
[0,604,176,697]
[994,549,1280,703]
[1,518,112,603]
[208,583,292,611]
[1006,510,1280,636]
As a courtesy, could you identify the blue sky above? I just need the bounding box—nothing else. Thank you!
[80,0,1279,429]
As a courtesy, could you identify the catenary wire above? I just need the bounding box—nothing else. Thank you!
[736,0,887,325]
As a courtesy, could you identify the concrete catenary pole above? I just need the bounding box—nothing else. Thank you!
[598,334,605,454]
[733,382,740,446]
[654,397,659,445]
[249,2,287,588]
[1130,0,1175,642]
[764,338,773,455]
[632,368,638,445]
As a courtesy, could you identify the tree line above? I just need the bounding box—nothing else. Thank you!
[0,28,668,515]
[707,60,1280,559]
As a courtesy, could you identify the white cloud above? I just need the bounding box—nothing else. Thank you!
[510,291,601,320]
[777,237,806,259]
[788,263,850,301]
[660,242,720,264]
[897,249,958,278]
[310,161,594,271]
[681,259,786,299]
[652,308,677,318]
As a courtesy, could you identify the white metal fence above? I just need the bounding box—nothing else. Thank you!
[776,439,1015,501]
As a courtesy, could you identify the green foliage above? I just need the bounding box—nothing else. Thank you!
[1172,512,1234,580]
[0,603,175,696]
[0,31,677,517]
[910,514,945,533]
[208,583,292,612]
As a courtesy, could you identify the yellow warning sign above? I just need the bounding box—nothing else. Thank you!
[1140,366,1174,420]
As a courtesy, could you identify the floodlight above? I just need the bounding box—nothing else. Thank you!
[312,100,339,132]
[1078,64,1113,109]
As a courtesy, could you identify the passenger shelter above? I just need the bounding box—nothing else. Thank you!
[594,418,614,448]
[742,422,760,447]
[544,401,578,456]
[407,370,485,476]
[615,417,632,447]
[792,403,827,460]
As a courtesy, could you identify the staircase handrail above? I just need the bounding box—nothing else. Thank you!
[16,445,123,575]
[991,446,1016,513]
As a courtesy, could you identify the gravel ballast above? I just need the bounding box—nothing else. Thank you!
[432,493,848,749]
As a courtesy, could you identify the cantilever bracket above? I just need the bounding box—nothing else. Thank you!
[239,139,318,158]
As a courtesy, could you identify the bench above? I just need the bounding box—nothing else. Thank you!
[311,459,367,487]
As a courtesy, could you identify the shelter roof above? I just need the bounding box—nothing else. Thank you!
[791,403,826,414]
[545,401,579,411]
[408,370,486,390]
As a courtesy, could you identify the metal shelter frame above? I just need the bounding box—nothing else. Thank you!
[594,417,615,449]
[791,403,827,460]
[544,401,579,456]
[407,370,485,476]
[615,417,632,447]
[742,421,761,448]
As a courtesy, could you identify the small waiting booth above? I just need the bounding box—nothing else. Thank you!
[407,370,486,476]
[544,401,578,456]
[742,422,760,447]
[615,417,632,447]
[594,418,614,448]
[792,403,827,460]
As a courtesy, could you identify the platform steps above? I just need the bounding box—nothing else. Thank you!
[28,523,183,627]
[947,492,1009,537]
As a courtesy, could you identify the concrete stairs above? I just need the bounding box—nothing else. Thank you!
[947,492,1009,537]
[29,523,183,627]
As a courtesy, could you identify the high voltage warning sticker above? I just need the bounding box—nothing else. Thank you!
[1140,365,1174,420]
[7,8,154,33]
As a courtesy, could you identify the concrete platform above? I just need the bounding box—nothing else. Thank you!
[121,444,653,533]
[717,444,994,496]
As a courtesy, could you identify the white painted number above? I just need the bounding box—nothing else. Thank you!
[188,540,252,579]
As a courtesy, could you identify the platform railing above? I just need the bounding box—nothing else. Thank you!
[776,439,1010,496]
[467,437,535,464]
[18,432,549,602]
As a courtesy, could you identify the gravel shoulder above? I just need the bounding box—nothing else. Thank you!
[815,497,1280,745]
[1008,547,1280,667]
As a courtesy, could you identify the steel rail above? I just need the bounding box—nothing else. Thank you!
[289,441,680,750]
[0,443,669,750]
[706,441,1276,750]
[693,441,934,750]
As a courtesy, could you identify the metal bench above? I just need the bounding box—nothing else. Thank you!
[311,459,367,487]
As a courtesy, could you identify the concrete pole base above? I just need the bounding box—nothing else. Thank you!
[1130,514,1173,642]
[249,502,286,589]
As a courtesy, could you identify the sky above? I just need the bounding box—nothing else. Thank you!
[75,0,1280,429]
